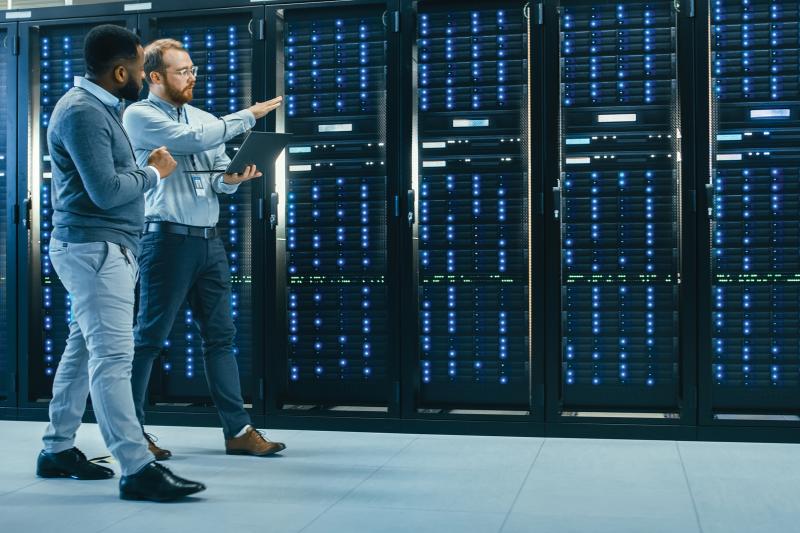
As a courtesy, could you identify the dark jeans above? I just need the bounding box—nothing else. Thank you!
[132,232,250,439]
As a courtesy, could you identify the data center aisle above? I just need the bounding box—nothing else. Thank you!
[0,420,798,533]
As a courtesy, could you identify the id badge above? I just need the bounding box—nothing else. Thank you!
[191,175,207,197]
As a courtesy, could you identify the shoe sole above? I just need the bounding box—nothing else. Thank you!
[120,487,206,502]
[37,470,114,480]
[225,445,285,457]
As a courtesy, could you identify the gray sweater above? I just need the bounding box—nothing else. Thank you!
[48,86,157,254]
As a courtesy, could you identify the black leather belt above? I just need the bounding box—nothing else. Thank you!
[144,221,217,239]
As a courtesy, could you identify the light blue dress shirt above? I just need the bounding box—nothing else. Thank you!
[74,75,122,109]
[122,92,256,227]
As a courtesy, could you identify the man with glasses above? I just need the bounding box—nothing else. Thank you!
[122,39,284,459]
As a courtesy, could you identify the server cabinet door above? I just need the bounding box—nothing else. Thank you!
[139,6,266,414]
[707,1,800,413]
[17,15,138,406]
[271,1,397,407]
[1,24,17,407]
[411,1,532,410]
[556,1,683,411]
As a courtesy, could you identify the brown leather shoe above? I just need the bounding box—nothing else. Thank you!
[225,427,286,456]
[143,432,172,461]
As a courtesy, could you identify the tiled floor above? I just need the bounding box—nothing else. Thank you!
[1,420,798,533]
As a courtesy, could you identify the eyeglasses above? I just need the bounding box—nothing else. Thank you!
[170,66,199,78]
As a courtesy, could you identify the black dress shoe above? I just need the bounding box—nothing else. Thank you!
[36,447,115,480]
[119,462,206,502]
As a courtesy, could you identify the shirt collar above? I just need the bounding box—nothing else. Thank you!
[74,76,122,110]
[147,91,185,119]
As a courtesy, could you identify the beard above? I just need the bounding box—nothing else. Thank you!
[119,76,143,102]
[165,80,194,105]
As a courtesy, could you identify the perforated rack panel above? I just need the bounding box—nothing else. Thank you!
[34,24,98,392]
[415,2,530,408]
[559,1,681,409]
[710,1,800,411]
[0,28,9,400]
[281,6,390,403]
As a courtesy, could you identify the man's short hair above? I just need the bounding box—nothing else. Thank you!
[84,24,141,76]
[143,38,187,77]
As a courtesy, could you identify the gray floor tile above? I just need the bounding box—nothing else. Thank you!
[384,435,543,471]
[341,466,528,513]
[510,438,698,530]
[0,480,146,533]
[103,501,324,533]
[206,459,379,506]
[679,441,800,533]
[273,430,418,467]
[304,505,506,533]
[502,511,699,533]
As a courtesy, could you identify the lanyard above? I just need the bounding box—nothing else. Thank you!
[148,100,201,171]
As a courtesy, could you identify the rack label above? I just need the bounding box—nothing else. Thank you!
[717,154,742,161]
[750,109,790,119]
[289,165,312,172]
[319,123,353,133]
[124,2,152,11]
[422,142,447,149]
[597,113,637,123]
[453,119,489,128]
[289,146,312,153]
[422,161,446,168]
[5,11,32,19]
[566,138,591,145]
[565,157,591,165]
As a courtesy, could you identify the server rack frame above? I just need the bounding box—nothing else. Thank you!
[0,21,19,413]
[133,0,270,425]
[395,0,546,428]
[16,10,139,419]
[541,0,699,439]
[263,0,405,420]
[694,0,800,442]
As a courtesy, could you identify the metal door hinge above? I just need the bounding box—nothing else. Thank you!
[526,3,544,26]
[552,181,562,220]
[257,18,266,41]
[270,192,279,230]
[22,196,32,228]
[258,197,264,220]
[676,0,695,17]
[407,189,415,227]
[383,11,400,33]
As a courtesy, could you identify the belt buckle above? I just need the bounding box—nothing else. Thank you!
[204,227,214,239]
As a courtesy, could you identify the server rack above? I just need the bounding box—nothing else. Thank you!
[703,0,800,418]
[0,23,17,407]
[17,13,137,408]
[408,0,534,413]
[137,4,267,416]
[551,0,693,420]
[268,0,401,411]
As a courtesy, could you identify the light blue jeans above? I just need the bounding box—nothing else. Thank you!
[42,238,153,476]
